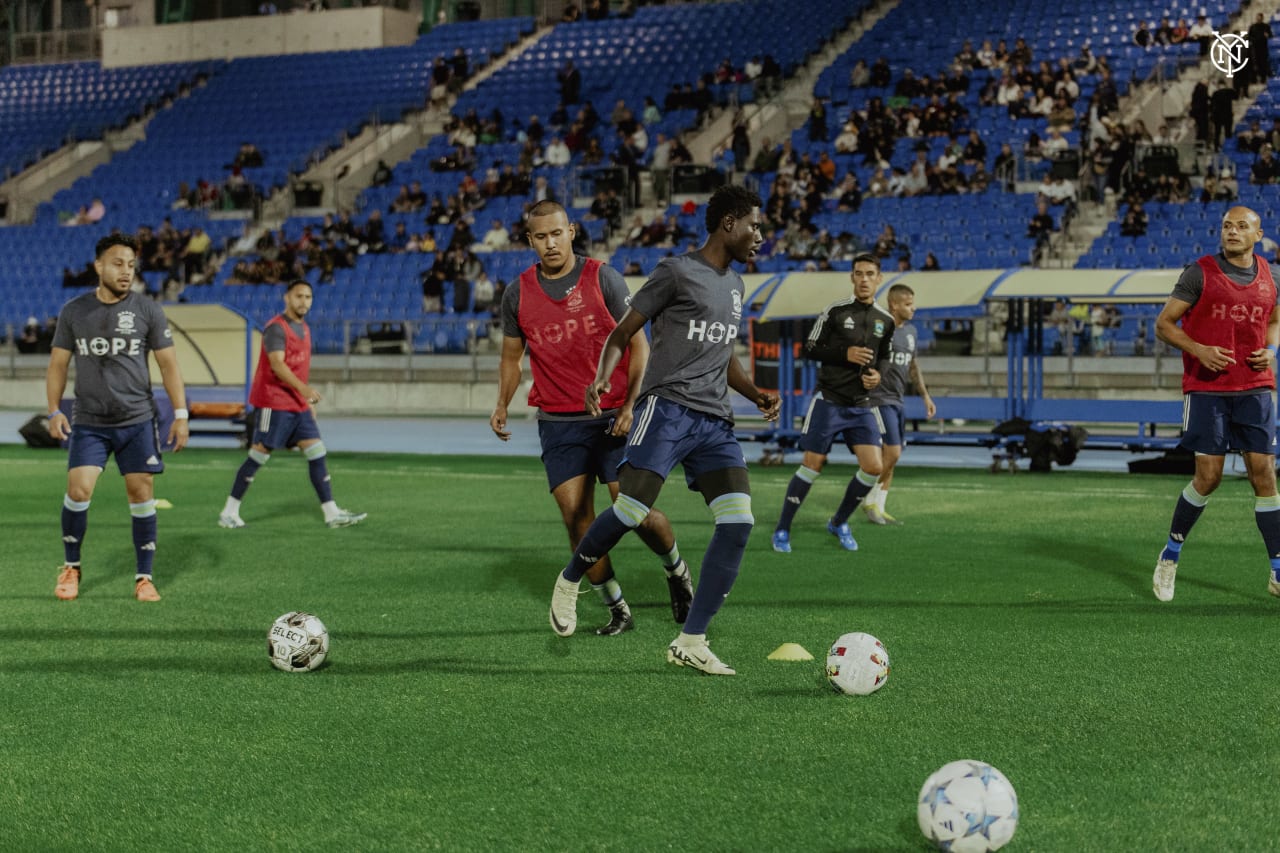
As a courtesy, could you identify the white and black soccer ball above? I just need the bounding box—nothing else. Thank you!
[825,631,890,695]
[268,611,329,673]
[917,760,1019,852]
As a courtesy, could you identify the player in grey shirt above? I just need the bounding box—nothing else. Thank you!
[549,185,780,677]
[865,283,935,525]
[46,233,188,603]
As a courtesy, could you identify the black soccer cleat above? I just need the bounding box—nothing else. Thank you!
[595,602,635,636]
[666,560,694,624]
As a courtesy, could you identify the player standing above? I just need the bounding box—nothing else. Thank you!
[492,200,692,636]
[218,279,366,529]
[46,234,189,602]
[551,185,780,675]
[1152,206,1280,600]
[771,253,894,553]
[863,283,936,525]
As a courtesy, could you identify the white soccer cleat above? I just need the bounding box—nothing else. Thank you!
[218,512,246,529]
[549,574,581,637]
[1268,571,1280,599]
[1153,557,1177,602]
[667,634,736,676]
[325,508,367,528]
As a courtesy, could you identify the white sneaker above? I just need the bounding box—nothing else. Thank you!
[325,508,367,528]
[549,574,580,637]
[218,512,245,529]
[1153,557,1177,602]
[1268,571,1280,599]
[667,634,736,676]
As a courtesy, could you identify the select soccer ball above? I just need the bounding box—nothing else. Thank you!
[825,631,890,695]
[268,611,329,673]
[917,760,1019,852]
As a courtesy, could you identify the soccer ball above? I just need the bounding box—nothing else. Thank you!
[268,611,329,672]
[917,760,1019,852]
[825,631,890,695]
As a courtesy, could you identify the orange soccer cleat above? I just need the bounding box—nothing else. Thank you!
[134,577,161,602]
[55,565,81,600]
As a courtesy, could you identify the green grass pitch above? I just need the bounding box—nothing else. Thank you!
[1,443,1278,851]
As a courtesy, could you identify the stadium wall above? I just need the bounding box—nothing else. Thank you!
[101,6,419,67]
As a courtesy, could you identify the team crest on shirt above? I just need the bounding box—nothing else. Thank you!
[731,290,743,320]
[115,311,137,335]
[906,333,915,351]
[874,319,886,336]
[565,287,585,315]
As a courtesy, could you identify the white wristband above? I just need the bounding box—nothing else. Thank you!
[173,408,189,420]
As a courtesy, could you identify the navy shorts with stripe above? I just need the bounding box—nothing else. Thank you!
[875,402,906,447]
[67,420,164,475]
[538,417,625,492]
[798,395,882,455]
[623,395,746,489]
[1180,390,1276,456]
[252,407,322,450]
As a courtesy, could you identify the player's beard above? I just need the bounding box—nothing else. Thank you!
[99,278,131,302]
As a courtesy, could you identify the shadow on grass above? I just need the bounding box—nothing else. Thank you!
[730,597,1279,617]
[0,655,661,677]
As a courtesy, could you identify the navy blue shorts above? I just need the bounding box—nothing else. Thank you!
[67,420,164,475]
[252,407,322,450]
[622,395,746,489]
[1180,391,1276,456]
[538,417,625,492]
[875,403,905,447]
[798,395,882,455]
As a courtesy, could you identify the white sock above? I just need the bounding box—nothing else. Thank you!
[223,496,241,516]
[675,631,704,645]
[878,489,889,513]
[321,500,338,520]
[865,483,881,510]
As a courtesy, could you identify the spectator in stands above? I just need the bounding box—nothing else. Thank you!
[1238,120,1267,153]
[1153,17,1174,46]
[363,209,387,253]
[976,39,996,69]
[371,159,393,187]
[479,219,511,252]
[921,252,940,271]
[1210,81,1236,150]
[557,59,581,105]
[833,120,859,155]
[960,130,987,166]
[388,222,410,254]
[1133,21,1152,48]
[544,135,571,167]
[421,254,447,314]
[1250,13,1273,83]
[873,224,898,259]
[1047,300,1072,353]
[1073,43,1098,75]
[232,142,264,169]
[1189,13,1213,56]
[1011,37,1032,66]
[561,2,581,22]
[585,0,607,21]
[181,227,212,283]
[849,59,870,88]
[1089,305,1110,355]
[1026,200,1056,253]
[257,0,277,14]
[1170,18,1189,44]
[1120,202,1148,238]
[1251,148,1279,185]
[866,167,891,198]
[834,173,862,212]
[869,57,892,88]
[992,142,1016,191]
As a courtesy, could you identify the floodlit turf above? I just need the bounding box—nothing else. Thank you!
[2,443,1278,851]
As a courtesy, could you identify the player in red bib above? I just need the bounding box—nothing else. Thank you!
[491,200,691,637]
[218,279,366,529]
[1153,206,1280,601]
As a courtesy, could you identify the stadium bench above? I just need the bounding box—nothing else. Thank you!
[1022,398,1184,453]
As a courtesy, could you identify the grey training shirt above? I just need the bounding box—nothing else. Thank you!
[51,290,174,426]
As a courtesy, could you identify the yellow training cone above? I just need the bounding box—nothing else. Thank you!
[154,498,174,510]
[767,643,814,661]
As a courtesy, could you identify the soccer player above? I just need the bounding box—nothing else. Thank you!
[218,279,366,530]
[771,253,894,554]
[550,185,780,676]
[1152,205,1280,601]
[863,283,936,525]
[491,200,692,637]
[46,234,189,602]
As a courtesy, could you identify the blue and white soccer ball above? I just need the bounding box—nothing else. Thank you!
[917,760,1019,852]
[825,631,890,695]
[268,611,329,673]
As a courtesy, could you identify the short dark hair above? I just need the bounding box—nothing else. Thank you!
[527,199,567,220]
[705,184,763,233]
[852,252,881,270]
[95,234,138,259]
[888,283,914,302]
[287,279,313,293]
